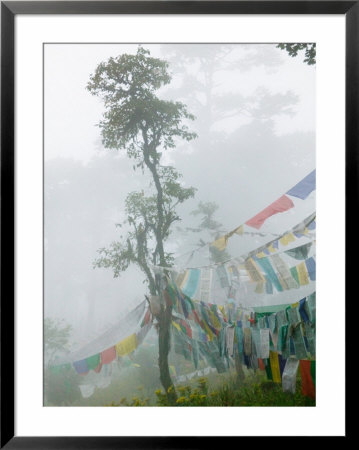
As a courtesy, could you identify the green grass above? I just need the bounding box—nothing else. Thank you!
[106,370,315,407]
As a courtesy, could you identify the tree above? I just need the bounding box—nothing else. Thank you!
[276,43,316,65]
[44,318,81,405]
[190,201,231,263]
[161,44,298,149]
[87,47,197,403]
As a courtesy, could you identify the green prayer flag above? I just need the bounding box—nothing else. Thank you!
[265,359,273,380]
[290,266,300,285]
[86,353,101,370]
[311,360,316,386]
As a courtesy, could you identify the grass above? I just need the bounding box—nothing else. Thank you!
[105,370,315,407]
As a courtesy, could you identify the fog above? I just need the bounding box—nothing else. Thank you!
[44,43,315,356]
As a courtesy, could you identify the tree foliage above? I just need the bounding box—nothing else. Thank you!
[277,43,316,66]
[190,201,231,263]
[44,318,81,406]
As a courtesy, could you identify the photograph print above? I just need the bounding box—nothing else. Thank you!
[44,43,316,407]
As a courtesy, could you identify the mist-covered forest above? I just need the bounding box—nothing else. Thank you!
[44,43,315,406]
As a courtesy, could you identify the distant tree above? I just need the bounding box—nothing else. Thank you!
[44,318,81,405]
[87,46,197,403]
[44,317,72,364]
[277,43,316,65]
[162,44,298,149]
[190,201,231,263]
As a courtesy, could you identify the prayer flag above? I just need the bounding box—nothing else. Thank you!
[115,333,137,357]
[282,357,299,394]
[286,170,316,200]
[305,257,316,281]
[256,257,283,292]
[73,359,89,375]
[211,235,228,251]
[85,353,101,371]
[260,329,270,358]
[297,262,310,285]
[299,359,315,398]
[181,269,200,298]
[101,346,116,365]
[245,195,294,229]
[285,243,312,260]
[269,351,281,383]
[271,254,298,290]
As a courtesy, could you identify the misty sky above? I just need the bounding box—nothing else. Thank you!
[44,43,315,345]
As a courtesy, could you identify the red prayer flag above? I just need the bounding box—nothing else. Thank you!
[245,195,294,229]
[258,358,266,371]
[300,360,315,399]
[100,346,116,365]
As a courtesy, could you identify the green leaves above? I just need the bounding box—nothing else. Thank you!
[90,46,197,293]
[277,43,316,66]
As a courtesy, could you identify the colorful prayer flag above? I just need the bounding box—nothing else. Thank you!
[245,195,294,229]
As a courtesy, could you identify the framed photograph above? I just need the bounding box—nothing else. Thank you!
[1,1,352,446]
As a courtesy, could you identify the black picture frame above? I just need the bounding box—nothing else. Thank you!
[1,1,352,447]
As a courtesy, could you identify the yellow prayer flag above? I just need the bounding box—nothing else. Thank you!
[115,334,137,357]
[269,351,281,383]
[209,311,221,330]
[172,321,182,333]
[268,244,276,253]
[234,225,244,235]
[255,281,265,294]
[279,234,290,246]
[202,322,214,341]
[218,305,227,320]
[291,301,299,308]
[256,251,267,258]
[245,258,265,283]
[211,235,228,251]
[180,270,189,289]
[297,262,309,285]
[286,233,295,243]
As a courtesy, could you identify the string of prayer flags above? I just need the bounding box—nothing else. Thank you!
[299,359,316,398]
[279,232,296,246]
[282,357,299,393]
[245,195,294,229]
[286,169,316,200]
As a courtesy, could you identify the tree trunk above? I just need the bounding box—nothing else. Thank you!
[158,300,177,404]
